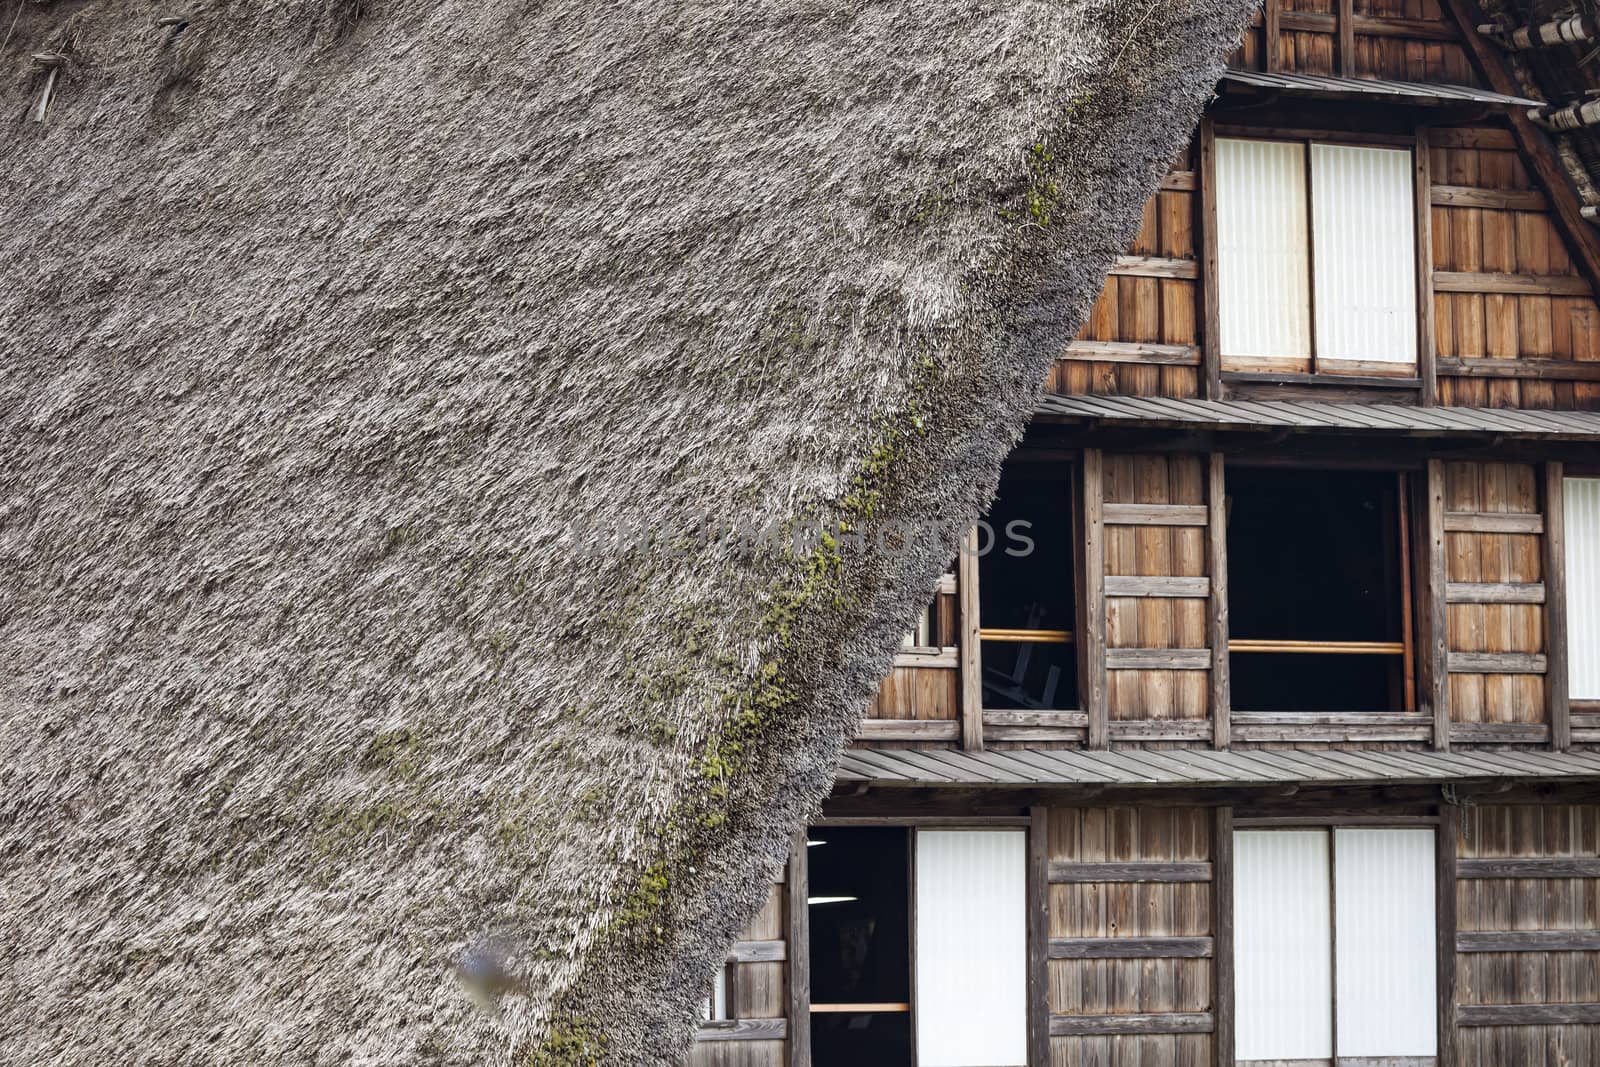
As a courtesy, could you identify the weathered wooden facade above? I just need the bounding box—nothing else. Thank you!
[689,4,1600,1065]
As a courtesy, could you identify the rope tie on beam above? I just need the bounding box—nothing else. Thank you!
[1480,13,1600,50]
[1532,96,1600,132]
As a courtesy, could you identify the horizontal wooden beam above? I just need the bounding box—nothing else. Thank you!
[855,719,960,741]
[1432,184,1548,211]
[1110,255,1199,280]
[1430,128,1518,150]
[1457,1003,1600,1027]
[1449,722,1551,744]
[1457,930,1600,953]
[1062,340,1201,366]
[695,1019,788,1042]
[1458,857,1600,879]
[981,709,1090,727]
[892,647,958,669]
[1446,581,1546,604]
[1442,511,1544,534]
[1448,652,1548,674]
[1231,711,1431,726]
[1104,648,1212,670]
[1107,719,1213,741]
[1435,356,1600,382]
[1048,1012,1214,1037]
[728,940,786,963]
[1159,170,1196,192]
[1433,271,1592,296]
[1231,723,1433,743]
[1104,575,1211,599]
[1251,9,1461,39]
[1103,503,1209,527]
[1047,937,1214,960]
[1049,861,1213,884]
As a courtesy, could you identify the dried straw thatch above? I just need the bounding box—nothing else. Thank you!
[0,1,1254,1062]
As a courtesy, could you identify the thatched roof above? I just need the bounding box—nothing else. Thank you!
[0,2,1255,1062]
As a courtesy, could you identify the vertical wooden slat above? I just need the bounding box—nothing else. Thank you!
[1027,806,1050,1067]
[1263,0,1281,73]
[1083,448,1109,749]
[958,525,984,752]
[1543,463,1570,750]
[1427,459,1452,749]
[1416,127,1438,406]
[1337,0,1356,76]
[1437,802,1459,1067]
[1213,805,1235,1067]
[1199,117,1223,400]
[1208,452,1231,749]
[786,834,811,1067]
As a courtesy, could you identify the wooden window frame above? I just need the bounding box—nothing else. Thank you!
[1228,819,1443,1065]
[801,819,1039,1066]
[1222,460,1421,716]
[1212,131,1425,387]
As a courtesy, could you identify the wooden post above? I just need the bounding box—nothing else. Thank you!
[787,831,812,1067]
[786,834,811,1067]
[1263,0,1281,73]
[958,525,984,752]
[1415,127,1438,407]
[1082,448,1108,749]
[1544,463,1571,750]
[1208,453,1231,749]
[1213,806,1235,1067]
[1441,0,1600,300]
[1426,459,1451,750]
[1027,806,1050,1067]
[1436,802,1459,1067]
[1338,0,1356,76]
[1199,117,1224,400]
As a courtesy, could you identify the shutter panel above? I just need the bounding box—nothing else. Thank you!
[914,829,1027,1067]
[1233,830,1333,1060]
[1311,144,1418,370]
[1334,828,1438,1056]
[1216,138,1312,367]
[1568,477,1600,699]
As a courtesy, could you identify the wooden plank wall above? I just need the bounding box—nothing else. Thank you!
[1233,0,1480,83]
[1102,455,1215,742]
[1432,128,1600,409]
[1443,461,1551,743]
[685,879,790,1067]
[859,575,960,745]
[1046,805,1216,1064]
[1454,803,1600,1065]
[1053,169,1202,400]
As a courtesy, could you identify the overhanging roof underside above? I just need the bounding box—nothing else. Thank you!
[1219,69,1541,107]
[1035,394,1600,440]
[837,746,1600,788]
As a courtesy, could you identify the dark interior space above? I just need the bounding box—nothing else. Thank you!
[808,827,912,1067]
[1227,466,1408,712]
[979,467,1078,709]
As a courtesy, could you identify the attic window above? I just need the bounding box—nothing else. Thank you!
[1216,137,1418,378]
[1226,467,1414,712]
[978,466,1079,710]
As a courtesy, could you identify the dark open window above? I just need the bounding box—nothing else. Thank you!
[978,466,1079,710]
[1226,467,1414,712]
[808,827,912,1067]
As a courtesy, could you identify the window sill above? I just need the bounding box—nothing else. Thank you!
[1223,369,1422,390]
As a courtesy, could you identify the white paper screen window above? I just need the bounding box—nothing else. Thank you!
[1310,143,1418,366]
[914,829,1027,1067]
[1233,830,1332,1061]
[1216,138,1312,363]
[1568,477,1600,699]
[1334,828,1437,1057]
